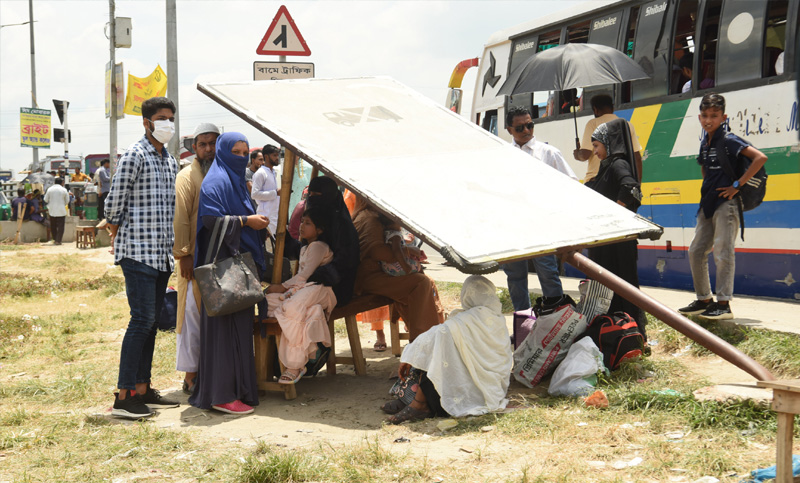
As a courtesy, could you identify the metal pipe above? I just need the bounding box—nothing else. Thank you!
[109,0,117,176]
[563,250,775,381]
[166,0,180,159]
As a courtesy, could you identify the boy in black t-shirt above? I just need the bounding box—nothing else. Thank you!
[679,93,767,320]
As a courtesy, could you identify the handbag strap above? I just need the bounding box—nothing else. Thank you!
[203,216,230,265]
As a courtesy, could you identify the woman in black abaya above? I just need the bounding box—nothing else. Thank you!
[585,119,647,339]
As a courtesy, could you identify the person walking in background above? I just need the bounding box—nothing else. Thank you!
[251,144,281,234]
[44,177,70,245]
[245,148,262,195]
[95,159,111,220]
[105,96,181,419]
[189,132,269,415]
[173,123,220,395]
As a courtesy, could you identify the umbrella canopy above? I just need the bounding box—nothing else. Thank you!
[497,43,650,95]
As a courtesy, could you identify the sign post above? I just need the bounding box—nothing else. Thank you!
[256,5,311,57]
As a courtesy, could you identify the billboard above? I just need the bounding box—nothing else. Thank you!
[20,108,51,148]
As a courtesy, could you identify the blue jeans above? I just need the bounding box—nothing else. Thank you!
[117,258,171,390]
[502,255,564,312]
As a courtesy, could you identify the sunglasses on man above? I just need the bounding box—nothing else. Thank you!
[514,122,534,133]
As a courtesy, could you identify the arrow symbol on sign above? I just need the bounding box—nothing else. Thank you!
[273,25,287,48]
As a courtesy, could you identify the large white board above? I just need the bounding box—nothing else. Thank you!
[198,77,660,265]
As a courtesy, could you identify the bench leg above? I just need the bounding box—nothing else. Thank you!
[326,316,337,376]
[345,315,367,376]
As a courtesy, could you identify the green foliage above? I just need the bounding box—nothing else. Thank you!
[237,442,329,483]
[0,272,124,298]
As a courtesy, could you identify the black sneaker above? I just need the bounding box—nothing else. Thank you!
[678,299,712,315]
[141,387,180,409]
[699,302,733,320]
[112,392,154,419]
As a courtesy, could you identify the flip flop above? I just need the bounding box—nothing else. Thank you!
[373,341,387,352]
[305,344,331,377]
[278,368,307,385]
[380,399,407,415]
[387,405,432,425]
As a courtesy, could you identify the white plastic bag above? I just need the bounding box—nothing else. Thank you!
[548,337,606,397]
[513,303,588,388]
[576,280,613,323]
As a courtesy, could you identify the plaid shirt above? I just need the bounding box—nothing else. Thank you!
[105,135,178,272]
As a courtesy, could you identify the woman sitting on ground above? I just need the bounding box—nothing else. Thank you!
[386,275,513,423]
[585,118,648,339]
[266,206,337,384]
[189,132,269,416]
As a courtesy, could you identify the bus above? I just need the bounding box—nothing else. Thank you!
[465,0,799,300]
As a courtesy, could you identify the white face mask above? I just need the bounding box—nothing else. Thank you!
[150,119,175,144]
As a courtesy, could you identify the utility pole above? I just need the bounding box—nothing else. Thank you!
[29,0,38,170]
[166,0,179,159]
[109,0,117,176]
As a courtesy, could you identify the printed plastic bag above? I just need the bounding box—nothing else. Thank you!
[575,279,613,323]
[548,337,606,397]
[513,301,588,388]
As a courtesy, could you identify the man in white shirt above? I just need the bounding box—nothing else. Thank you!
[245,149,263,194]
[502,107,576,313]
[251,144,281,234]
[573,94,642,183]
[43,177,70,245]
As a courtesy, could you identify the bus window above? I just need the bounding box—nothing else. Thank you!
[763,0,788,77]
[566,20,590,44]
[537,29,561,52]
[671,0,699,94]
[482,109,498,135]
[631,0,673,101]
[698,0,721,90]
[717,0,767,85]
[621,5,641,103]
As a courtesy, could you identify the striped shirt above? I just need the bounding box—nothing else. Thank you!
[105,135,178,272]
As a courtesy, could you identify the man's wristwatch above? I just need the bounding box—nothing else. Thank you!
[732,180,740,189]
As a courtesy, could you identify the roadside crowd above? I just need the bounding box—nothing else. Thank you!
[76,90,766,424]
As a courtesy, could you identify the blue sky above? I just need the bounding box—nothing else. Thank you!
[0,0,578,174]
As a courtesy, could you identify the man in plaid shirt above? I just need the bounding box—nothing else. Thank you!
[105,97,181,419]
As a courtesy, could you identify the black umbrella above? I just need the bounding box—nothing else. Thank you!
[497,43,650,149]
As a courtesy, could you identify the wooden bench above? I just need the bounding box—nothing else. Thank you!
[75,226,96,249]
[253,294,404,400]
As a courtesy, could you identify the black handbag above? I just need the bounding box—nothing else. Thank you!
[194,217,265,317]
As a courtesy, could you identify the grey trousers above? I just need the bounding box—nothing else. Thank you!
[688,200,739,302]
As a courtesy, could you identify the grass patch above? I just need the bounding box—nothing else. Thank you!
[0,272,124,298]
[237,441,330,483]
[648,316,800,378]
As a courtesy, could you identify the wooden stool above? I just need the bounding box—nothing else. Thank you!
[75,226,96,249]
[326,294,395,376]
[253,317,297,400]
[757,379,800,483]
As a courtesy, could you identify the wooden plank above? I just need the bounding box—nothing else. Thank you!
[777,412,795,483]
[759,380,800,393]
[326,314,337,376]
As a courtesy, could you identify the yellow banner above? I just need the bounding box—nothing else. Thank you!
[123,64,168,116]
[20,108,51,148]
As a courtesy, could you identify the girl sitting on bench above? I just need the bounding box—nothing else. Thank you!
[266,206,336,384]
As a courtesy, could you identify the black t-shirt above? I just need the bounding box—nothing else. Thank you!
[698,129,749,218]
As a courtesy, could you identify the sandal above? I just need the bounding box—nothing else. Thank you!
[381,398,407,415]
[305,344,331,377]
[387,405,432,425]
[373,341,387,352]
[182,377,196,395]
[279,368,307,385]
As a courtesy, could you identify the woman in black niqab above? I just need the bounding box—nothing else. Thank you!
[305,176,360,307]
[585,118,647,339]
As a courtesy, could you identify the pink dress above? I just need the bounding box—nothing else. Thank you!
[267,241,336,370]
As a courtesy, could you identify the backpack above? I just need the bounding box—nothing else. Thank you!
[578,312,644,371]
[714,132,768,239]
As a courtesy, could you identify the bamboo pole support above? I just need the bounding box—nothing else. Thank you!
[271,150,296,284]
[563,250,774,382]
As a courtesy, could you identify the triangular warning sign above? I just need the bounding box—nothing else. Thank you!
[256,5,311,56]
